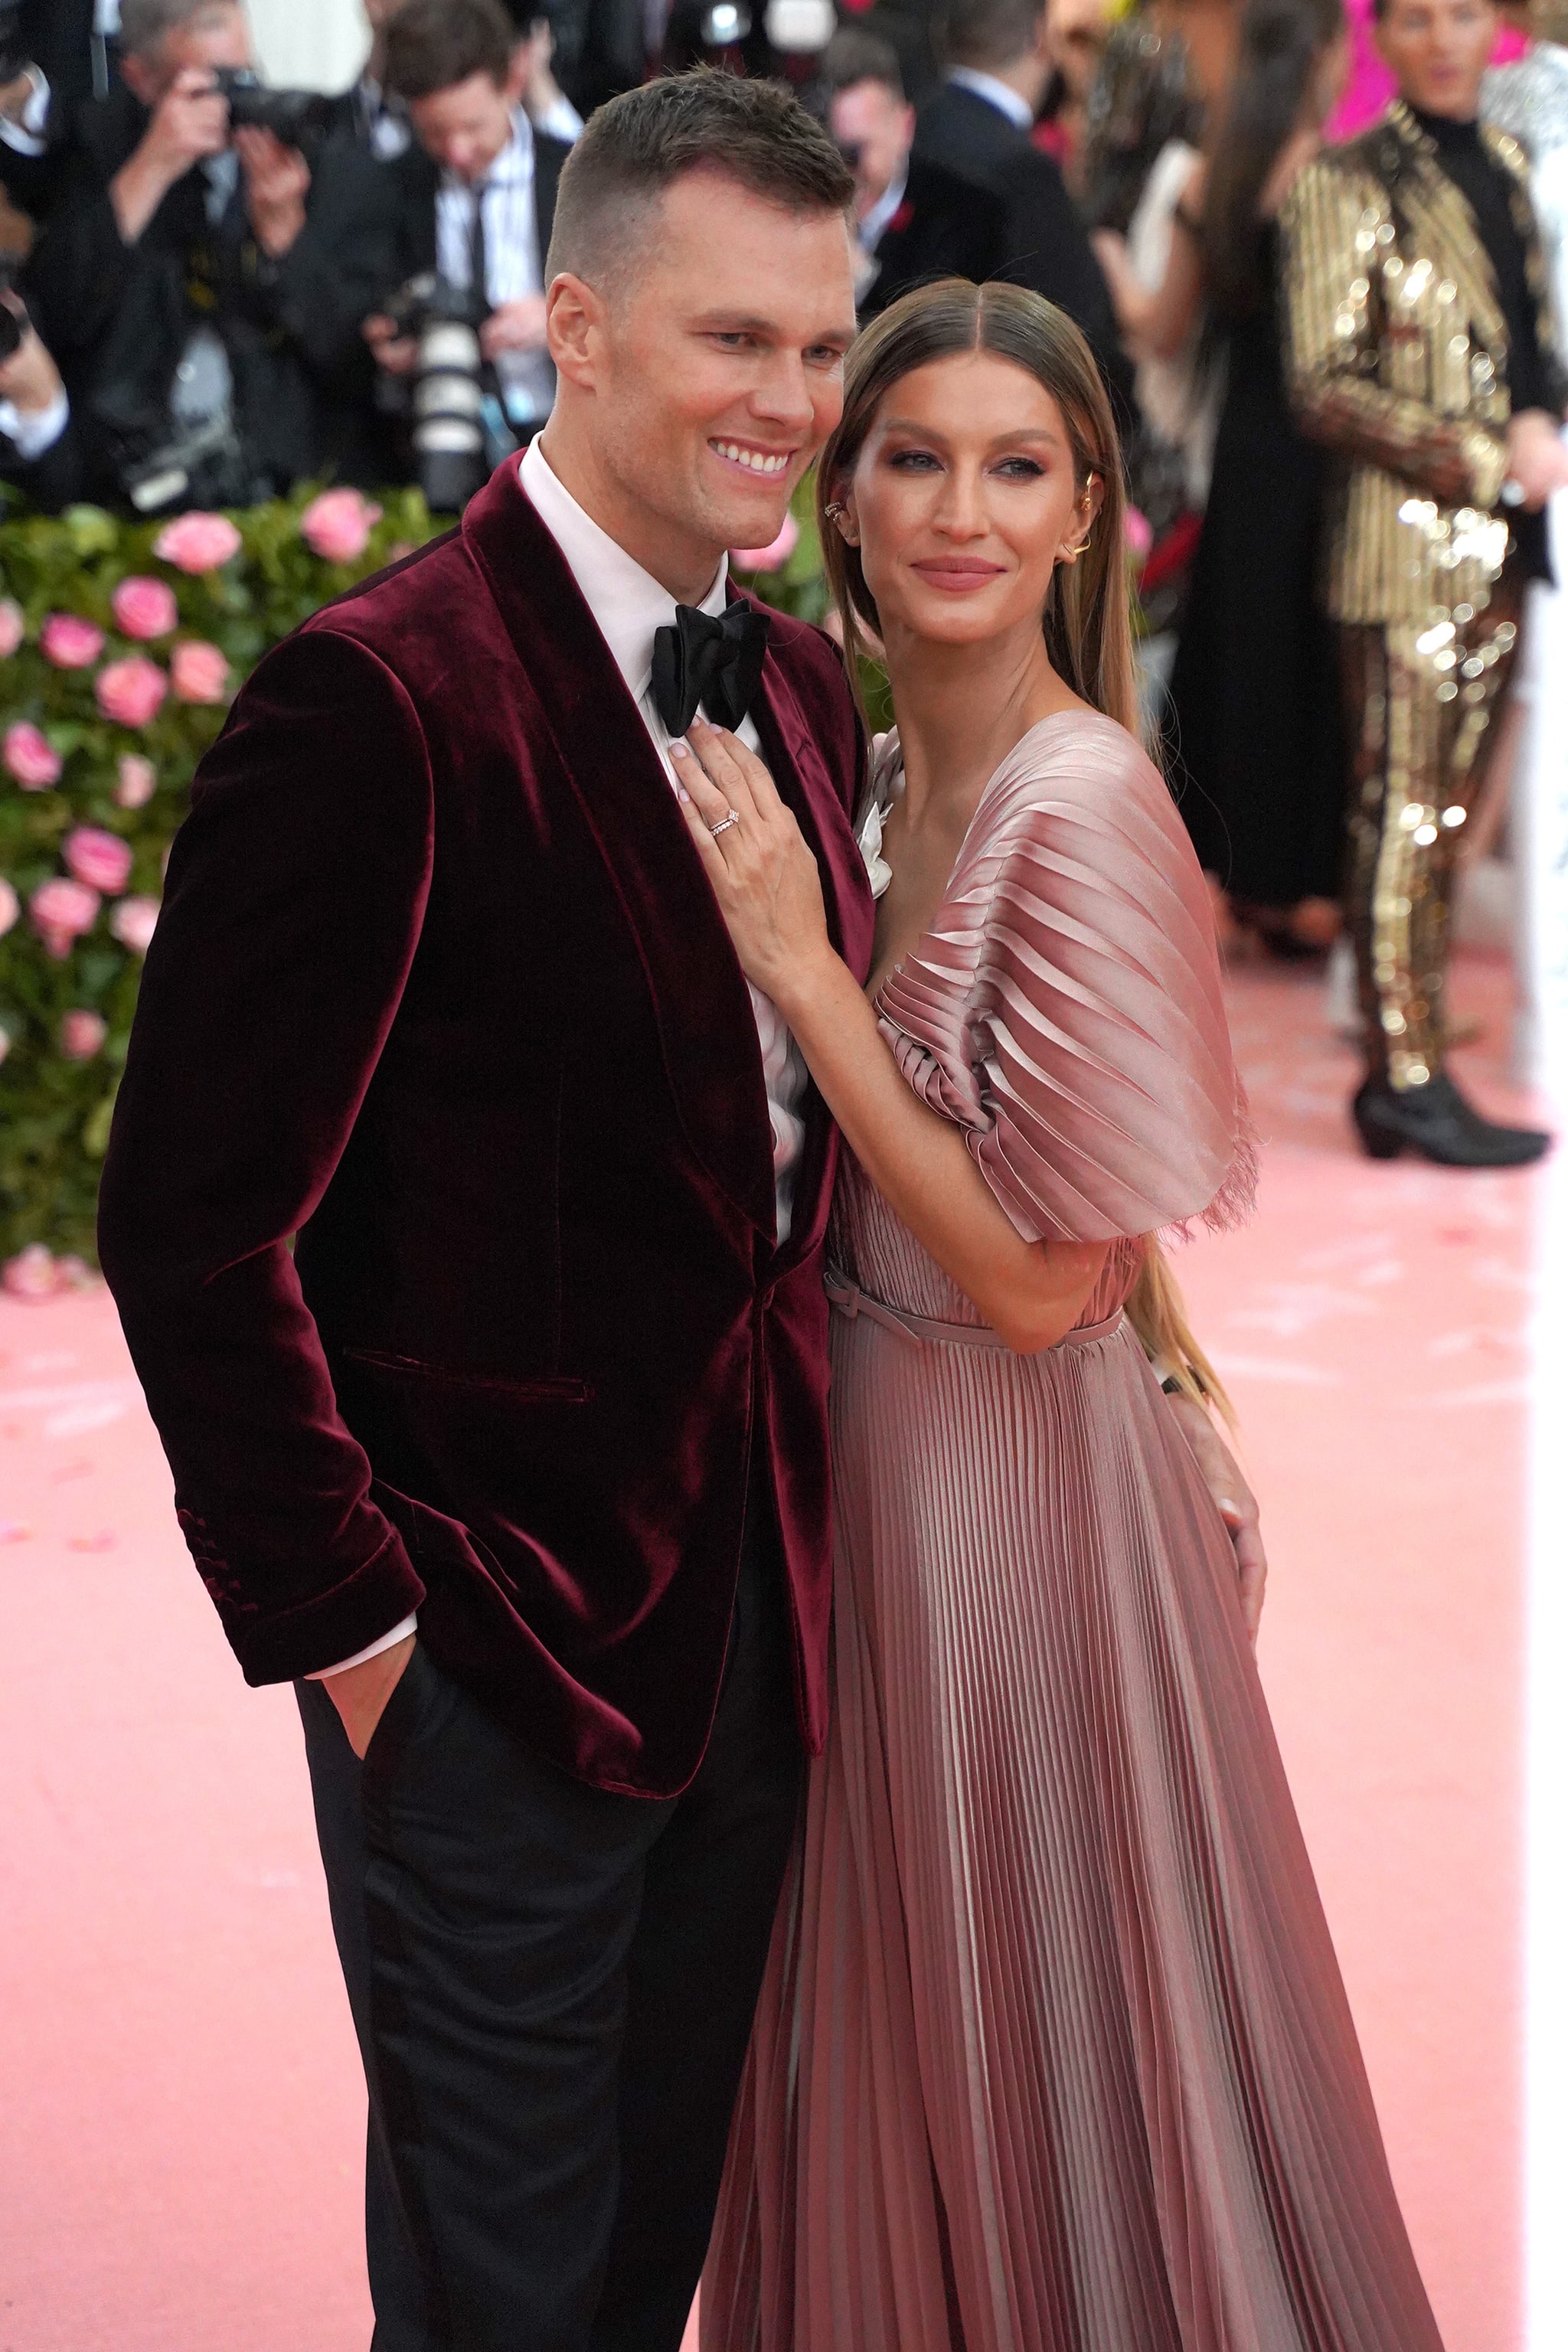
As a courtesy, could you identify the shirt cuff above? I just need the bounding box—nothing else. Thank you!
[0,387,70,461]
[306,1612,419,1680]
[0,67,51,155]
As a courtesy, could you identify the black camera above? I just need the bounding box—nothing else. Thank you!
[0,0,27,85]
[212,67,335,149]
[384,272,492,514]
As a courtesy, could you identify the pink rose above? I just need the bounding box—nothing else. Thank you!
[730,514,800,573]
[2,1244,57,1300]
[3,721,62,789]
[41,612,106,669]
[153,511,242,573]
[0,876,17,937]
[95,655,168,729]
[111,575,180,641]
[30,875,100,959]
[115,753,157,809]
[1123,505,1154,560]
[64,824,134,895]
[0,597,24,659]
[301,488,383,564]
[0,1021,9,1067]
[171,639,230,705]
[110,893,159,954]
[60,1008,108,1060]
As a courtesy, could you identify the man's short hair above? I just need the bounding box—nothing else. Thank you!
[384,0,518,100]
[119,0,237,62]
[942,0,1046,69]
[546,68,855,289]
[822,28,906,100]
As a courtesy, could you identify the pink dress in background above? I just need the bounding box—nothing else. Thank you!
[701,712,1446,2350]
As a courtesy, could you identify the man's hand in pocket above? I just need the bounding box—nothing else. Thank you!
[324,1632,417,1759]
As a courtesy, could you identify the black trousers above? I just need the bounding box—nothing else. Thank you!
[296,1489,803,2350]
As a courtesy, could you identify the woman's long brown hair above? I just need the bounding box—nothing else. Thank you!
[818,277,1231,1417]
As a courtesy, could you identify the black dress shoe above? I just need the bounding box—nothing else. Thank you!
[1351,1071,1553,1167]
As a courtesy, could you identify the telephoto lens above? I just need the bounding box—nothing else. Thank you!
[387,274,491,513]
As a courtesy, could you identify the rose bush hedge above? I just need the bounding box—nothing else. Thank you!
[0,485,440,1276]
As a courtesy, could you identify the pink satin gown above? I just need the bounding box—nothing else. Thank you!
[701,712,1446,2351]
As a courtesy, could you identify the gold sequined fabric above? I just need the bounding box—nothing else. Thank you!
[1279,101,1563,623]
[1338,569,1523,1089]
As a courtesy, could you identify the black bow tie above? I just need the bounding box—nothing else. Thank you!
[651,600,770,739]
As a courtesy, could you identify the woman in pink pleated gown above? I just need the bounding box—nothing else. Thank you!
[674,279,1447,2351]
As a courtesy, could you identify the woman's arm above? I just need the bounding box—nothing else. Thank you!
[673,724,1108,1354]
[1090,155,1207,362]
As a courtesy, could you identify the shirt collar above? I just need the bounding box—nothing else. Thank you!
[947,67,1035,132]
[519,438,730,702]
[445,109,534,200]
[860,163,910,253]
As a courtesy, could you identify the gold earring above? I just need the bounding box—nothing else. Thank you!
[1062,530,1093,560]
[825,501,848,525]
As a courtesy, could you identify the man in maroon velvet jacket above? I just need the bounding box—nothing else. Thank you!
[100,70,870,2352]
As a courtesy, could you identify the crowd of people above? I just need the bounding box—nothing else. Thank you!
[1,0,1564,1167]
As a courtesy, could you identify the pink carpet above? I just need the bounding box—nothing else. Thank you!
[0,950,1537,2351]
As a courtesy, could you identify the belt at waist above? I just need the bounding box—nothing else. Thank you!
[825,1267,1124,1354]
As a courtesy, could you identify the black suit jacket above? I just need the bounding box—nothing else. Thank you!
[860,152,1011,318]
[0,408,86,511]
[0,0,106,220]
[387,131,569,287]
[913,80,1133,415]
[23,86,401,498]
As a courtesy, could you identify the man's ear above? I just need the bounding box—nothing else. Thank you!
[504,47,531,108]
[121,53,158,105]
[547,271,608,387]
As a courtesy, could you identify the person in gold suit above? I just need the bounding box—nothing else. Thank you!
[1280,0,1566,1163]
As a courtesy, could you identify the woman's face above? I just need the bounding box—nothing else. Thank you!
[841,351,1100,655]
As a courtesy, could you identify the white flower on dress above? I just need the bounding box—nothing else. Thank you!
[856,730,900,901]
[857,794,892,900]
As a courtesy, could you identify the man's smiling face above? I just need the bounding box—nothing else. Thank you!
[582,167,858,581]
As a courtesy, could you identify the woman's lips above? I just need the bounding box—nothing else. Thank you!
[911,560,1007,593]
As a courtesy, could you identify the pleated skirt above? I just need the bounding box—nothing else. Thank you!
[701,1300,1447,2352]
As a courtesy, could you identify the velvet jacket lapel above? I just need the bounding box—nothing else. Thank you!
[460,459,780,1236]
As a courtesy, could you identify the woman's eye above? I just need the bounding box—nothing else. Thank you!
[994,457,1045,480]
[888,449,941,472]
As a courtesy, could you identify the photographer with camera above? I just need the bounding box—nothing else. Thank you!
[365,0,570,509]
[23,0,401,511]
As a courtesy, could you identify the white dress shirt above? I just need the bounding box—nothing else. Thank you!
[436,109,553,430]
[313,438,808,1681]
[946,67,1036,132]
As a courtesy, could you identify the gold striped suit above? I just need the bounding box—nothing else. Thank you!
[1280,102,1566,1089]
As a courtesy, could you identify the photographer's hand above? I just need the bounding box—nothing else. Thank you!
[364,314,419,376]
[111,67,229,245]
[0,297,65,418]
[237,125,310,260]
[480,295,549,358]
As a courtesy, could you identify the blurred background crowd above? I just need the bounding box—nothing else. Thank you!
[0,0,1563,1167]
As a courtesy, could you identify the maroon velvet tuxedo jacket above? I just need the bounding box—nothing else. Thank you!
[98,456,874,1798]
